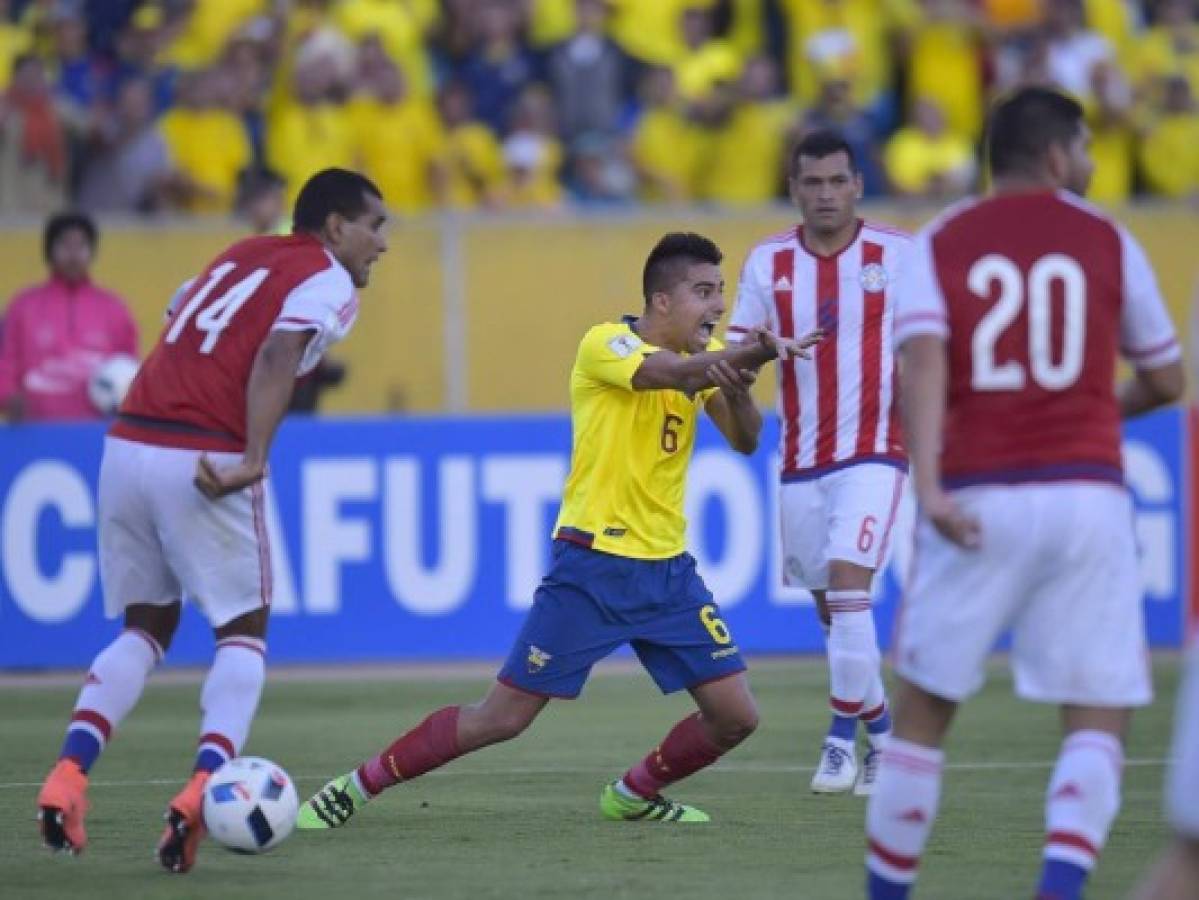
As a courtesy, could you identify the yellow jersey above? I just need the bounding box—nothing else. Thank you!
[347,95,446,215]
[160,108,251,213]
[553,320,718,560]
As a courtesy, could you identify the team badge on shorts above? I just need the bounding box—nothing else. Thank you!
[859,262,889,293]
[526,645,552,674]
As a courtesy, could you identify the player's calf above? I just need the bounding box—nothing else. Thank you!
[156,629,266,873]
[605,673,759,823]
[1036,730,1124,900]
[38,624,166,853]
[865,737,946,898]
[814,594,880,793]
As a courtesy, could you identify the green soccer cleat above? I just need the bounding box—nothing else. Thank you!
[297,774,368,830]
[599,781,710,823]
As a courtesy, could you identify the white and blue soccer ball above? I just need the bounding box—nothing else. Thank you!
[202,757,298,854]
[87,353,139,416]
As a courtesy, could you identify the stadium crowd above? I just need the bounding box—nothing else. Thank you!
[0,0,1195,217]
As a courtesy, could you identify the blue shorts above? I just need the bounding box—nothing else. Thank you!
[497,540,746,698]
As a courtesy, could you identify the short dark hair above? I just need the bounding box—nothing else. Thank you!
[790,129,857,176]
[642,232,722,303]
[987,86,1085,178]
[292,168,383,233]
[43,212,98,262]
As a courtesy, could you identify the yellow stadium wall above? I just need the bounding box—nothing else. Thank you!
[1,207,1195,412]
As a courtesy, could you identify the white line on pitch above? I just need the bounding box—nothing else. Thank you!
[0,757,1172,791]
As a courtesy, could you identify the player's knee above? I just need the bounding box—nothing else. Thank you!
[466,702,537,746]
[125,602,181,652]
[710,705,759,748]
[215,607,269,642]
[485,709,534,744]
[827,559,874,592]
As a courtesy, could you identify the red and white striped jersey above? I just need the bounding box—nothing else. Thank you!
[894,189,1180,487]
[730,220,909,481]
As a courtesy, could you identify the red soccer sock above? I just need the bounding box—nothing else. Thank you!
[356,706,462,796]
[621,713,724,799]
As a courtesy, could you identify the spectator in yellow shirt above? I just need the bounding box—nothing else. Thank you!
[333,0,437,98]
[1133,0,1199,107]
[266,55,355,203]
[438,79,507,210]
[159,68,252,213]
[779,0,918,123]
[608,0,695,65]
[162,0,265,69]
[1085,62,1135,205]
[883,98,976,199]
[1084,0,1137,68]
[1140,75,1199,199]
[500,85,565,210]
[700,56,794,206]
[0,0,31,90]
[630,65,703,203]
[347,56,447,216]
[527,0,577,48]
[906,0,986,140]
[673,3,744,103]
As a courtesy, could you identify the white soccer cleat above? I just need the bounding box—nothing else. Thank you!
[853,748,880,796]
[810,740,857,794]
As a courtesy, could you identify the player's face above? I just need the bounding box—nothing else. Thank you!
[663,262,725,355]
[332,193,389,288]
[789,151,862,236]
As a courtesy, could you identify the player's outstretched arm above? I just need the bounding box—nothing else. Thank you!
[900,335,980,549]
[194,329,311,500]
[704,361,762,454]
[631,328,823,396]
[1118,361,1184,419]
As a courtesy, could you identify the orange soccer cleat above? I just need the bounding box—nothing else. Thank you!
[156,772,210,874]
[37,759,90,854]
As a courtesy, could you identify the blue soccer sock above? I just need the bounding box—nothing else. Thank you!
[1036,858,1089,900]
[868,869,911,900]
[828,712,857,743]
[862,700,892,750]
[60,721,105,773]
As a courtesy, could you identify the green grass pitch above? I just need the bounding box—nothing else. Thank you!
[0,656,1179,899]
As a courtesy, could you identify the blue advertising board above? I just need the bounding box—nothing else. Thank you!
[0,411,1186,668]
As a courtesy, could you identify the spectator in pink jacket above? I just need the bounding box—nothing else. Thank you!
[0,212,139,422]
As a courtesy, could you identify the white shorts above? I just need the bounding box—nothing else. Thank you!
[894,482,1151,707]
[779,463,906,590]
[1167,641,1199,838]
[98,436,272,629]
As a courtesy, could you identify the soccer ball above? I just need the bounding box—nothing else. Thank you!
[87,354,139,415]
[202,757,298,854]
